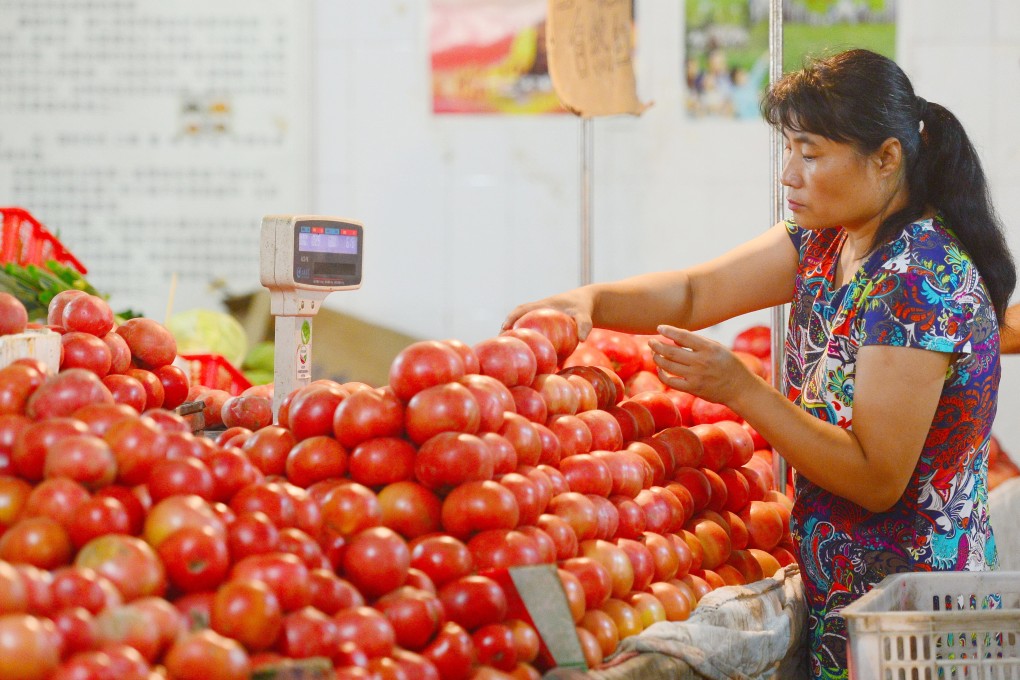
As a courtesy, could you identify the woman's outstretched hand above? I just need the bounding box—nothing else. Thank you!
[649,324,760,409]
[502,290,596,341]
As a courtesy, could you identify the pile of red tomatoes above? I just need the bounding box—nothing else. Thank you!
[0,291,794,680]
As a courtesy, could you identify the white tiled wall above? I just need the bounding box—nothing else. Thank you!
[312,0,1020,456]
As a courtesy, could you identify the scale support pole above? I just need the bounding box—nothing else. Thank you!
[769,0,788,494]
[580,116,594,287]
[272,315,314,421]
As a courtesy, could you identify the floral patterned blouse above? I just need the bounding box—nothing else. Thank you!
[784,217,1000,679]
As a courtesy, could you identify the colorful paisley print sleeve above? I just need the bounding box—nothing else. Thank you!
[783,217,1000,679]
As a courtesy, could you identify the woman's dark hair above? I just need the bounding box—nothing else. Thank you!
[761,49,1016,323]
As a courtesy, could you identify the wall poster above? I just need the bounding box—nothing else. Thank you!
[684,0,897,120]
[0,0,313,319]
[430,0,566,114]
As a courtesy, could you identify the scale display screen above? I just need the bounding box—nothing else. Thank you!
[292,220,362,287]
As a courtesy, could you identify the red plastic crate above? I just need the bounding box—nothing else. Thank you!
[180,353,253,396]
[1,207,87,274]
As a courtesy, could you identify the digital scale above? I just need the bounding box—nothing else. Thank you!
[259,214,363,419]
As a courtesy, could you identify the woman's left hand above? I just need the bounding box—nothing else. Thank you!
[648,325,760,408]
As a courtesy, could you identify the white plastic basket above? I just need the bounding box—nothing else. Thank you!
[843,571,1020,679]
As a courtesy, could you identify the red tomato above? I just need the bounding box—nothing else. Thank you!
[226,511,279,562]
[392,649,440,680]
[437,575,508,632]
[158,526,231,592]
[560,557,612,610]
[60,332,112,376]
[414,432,494,494]
[457,374,514,433]
[284,384,348,441]
[409,534,475,588]
[100,416,166,487]
[68,495,131,548]
[498,472,545,526]
[388,341,466,402]
[116,318,177,370]
[472,623,518,671]
[0,614,61,680]
[49,566,123,614]
[210,578,282,651]
[13,417,90,481]
[143,494,226,550]
[332,387,404,448]
[501,328,558,376]
[732,325,771,359]
[0,365,43,418]
[163,629,250,680]
[240,425,296,477]
[230,552,310,612]
[0,476,33,531]
[102,331,132,374]
[511,308,579,364]
[546,491,598,543]
[174,591,214,632]
[73,534,166,601]
[277,606,340,660]
[276,527,325,570]
[440,480,520,540]
[46,290,88,326]
[497,413,542,468]
[404,382,481,444]
[284,435,348,488]
[42,433,116,490]
[341,526,410,600]
[473,336,537,388]
[228,481,296,529]
[531,374,579,419]
[220,396,273,432]
[50,606,97,657]
[319,482,381,538]
[467,529,543,571]
[559,454,613,497]
[378,481,443,539]
[333,606,396,659]
[205,447,262,503]
[546,414,593,459]
[123,369,165,411]
[154,364,190,410]
[483,432,518,476]
[307,568,364,616]
[0,516,73,569]
[374,585,445,651]
[147,456,216,503]
[421,621,474,680]
[61,294,114,337]
[440,339,480,374]
[508,385,547,424]
[0,292,28,336]
[349,437,417,487]
[538,513,579,562]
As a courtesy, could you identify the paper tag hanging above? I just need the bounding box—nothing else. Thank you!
[546,0,651,117]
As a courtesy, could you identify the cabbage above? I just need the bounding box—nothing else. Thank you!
[167,309,248,367]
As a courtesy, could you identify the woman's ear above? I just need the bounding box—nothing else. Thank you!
[875,137,904,178]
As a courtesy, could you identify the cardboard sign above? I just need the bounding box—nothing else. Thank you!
[546,0,650,117]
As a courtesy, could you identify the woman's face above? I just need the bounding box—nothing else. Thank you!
[781,129,901,233]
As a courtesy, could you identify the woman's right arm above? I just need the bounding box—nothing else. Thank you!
[503,221,799,339]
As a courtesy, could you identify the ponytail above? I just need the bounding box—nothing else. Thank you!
[910,102,1015,323]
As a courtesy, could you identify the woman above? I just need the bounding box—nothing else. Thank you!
[503,49,1015,678]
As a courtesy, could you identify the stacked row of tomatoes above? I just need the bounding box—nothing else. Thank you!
[0,291,795,680]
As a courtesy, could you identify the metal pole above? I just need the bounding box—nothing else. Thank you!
[769,0,788,494]
[580,116,594,286]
